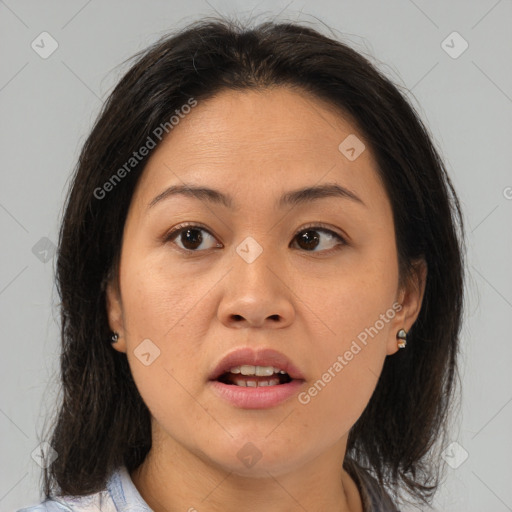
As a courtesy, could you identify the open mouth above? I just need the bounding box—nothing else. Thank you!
[215,365,293,387]
[209,360,304,408]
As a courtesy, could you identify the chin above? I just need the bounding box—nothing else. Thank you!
[200,435,310,479]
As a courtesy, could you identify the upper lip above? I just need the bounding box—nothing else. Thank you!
[209,347,305,381]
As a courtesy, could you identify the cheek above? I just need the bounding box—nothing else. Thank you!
[300,247,398,354]
[119,251,214,341]
[295,255,398,432]
[295,294,391,442]
[118,255,214,404]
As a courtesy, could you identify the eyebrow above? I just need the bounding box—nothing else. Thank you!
[147,182,365,210]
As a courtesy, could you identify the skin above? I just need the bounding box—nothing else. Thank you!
[106,87,426,512]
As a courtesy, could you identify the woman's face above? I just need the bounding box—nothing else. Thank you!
[107,87,424,477]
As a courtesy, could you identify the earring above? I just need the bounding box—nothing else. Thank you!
[396,328,407,349]
[111,332,119,343]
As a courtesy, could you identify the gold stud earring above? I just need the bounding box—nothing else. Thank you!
[396,329,407,349]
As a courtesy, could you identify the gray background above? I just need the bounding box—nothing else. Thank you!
[1,1,511,511]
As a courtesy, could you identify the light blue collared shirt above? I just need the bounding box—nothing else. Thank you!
[17,466,152,512]
[17,462,400,511]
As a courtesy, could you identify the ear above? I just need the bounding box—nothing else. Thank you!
[386,259,427,356]
[105,278,127,354]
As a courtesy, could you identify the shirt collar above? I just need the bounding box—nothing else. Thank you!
[107,465,153,511]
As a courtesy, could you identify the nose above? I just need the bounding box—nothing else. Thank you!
[217,244,295,329]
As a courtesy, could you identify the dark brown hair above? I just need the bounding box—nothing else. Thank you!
[41,15,465,508]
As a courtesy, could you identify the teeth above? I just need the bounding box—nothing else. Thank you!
[241,365,257,375]
[233,377,281,387]
[229,365,287,376]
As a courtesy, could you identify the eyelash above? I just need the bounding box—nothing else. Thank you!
[163,222,347,255]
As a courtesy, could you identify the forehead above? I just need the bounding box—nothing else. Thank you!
[159,87,364,155]
[133,87,385,210]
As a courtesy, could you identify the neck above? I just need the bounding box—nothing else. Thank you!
[129,433,363,512]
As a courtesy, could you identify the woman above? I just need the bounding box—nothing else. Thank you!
[18,15,464,512]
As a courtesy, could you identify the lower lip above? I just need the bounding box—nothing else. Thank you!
[208,379,305,409]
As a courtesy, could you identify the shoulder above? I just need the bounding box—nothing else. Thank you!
[17,493,117,512]
[16,473,120,512]
[16,465,149,512]
[17,503,72,512]
[16,493,117,512]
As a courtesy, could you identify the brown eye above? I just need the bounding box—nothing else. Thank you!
[296,230,320,250]
[165,223,345,254]
[292,227,345,253]
[166,224,221,252]
[177,227,203,250]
